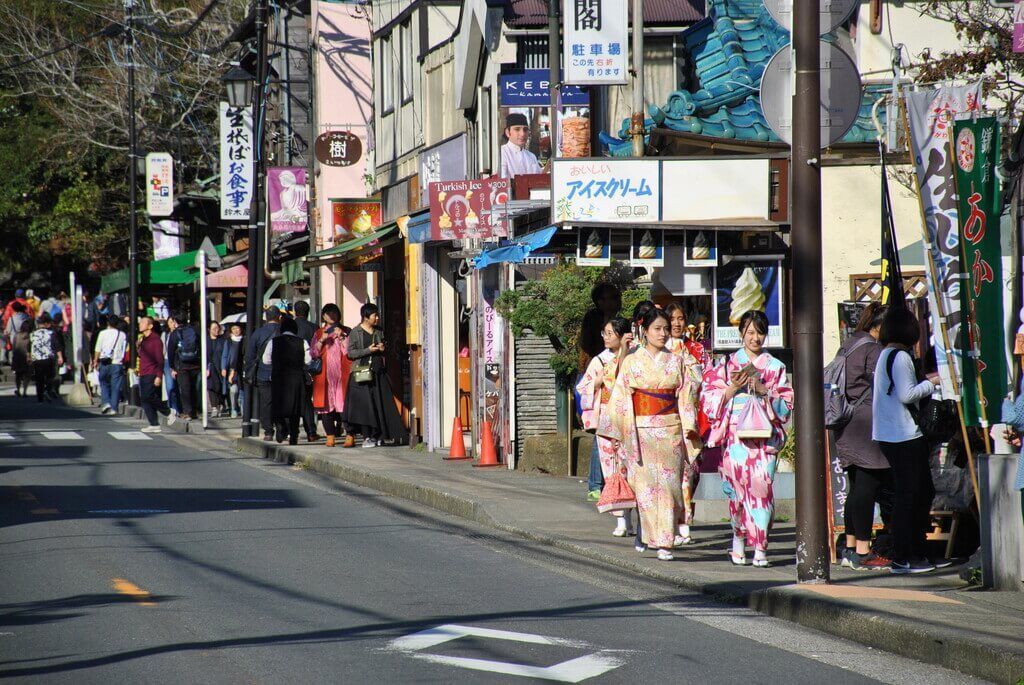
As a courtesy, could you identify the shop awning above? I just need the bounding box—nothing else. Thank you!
[472,226,557,269]
[304,225,399,267]
[206,263,248,289]
[282,257,306,284]
[100,244,228,293]
[403,210,432,243]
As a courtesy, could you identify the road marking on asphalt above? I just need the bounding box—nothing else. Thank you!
[386,624,627,683]
[0,432,13,440]
[109,431,152,441]
[41,431,83,440]
[111,578,156,606]
[224,498,286,504]
[88,509,170,515]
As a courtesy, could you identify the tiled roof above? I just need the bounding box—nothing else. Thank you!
[601,0,885,155]
[505,0,704,28]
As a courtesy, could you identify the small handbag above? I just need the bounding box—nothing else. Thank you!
[353,365,373,384]
[306,357,322,375]
[596,467,637,513]
[736,396,774,440]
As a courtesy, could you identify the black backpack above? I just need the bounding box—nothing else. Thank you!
[884,349,958,444]
[177,327,199,364]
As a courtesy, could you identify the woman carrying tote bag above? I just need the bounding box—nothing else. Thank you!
[342,303,408,448]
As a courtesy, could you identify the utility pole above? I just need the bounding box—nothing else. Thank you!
[791,0,829,583]
[242,0,269,437]
[630,0,644,156]
[548,0,560,166]
[125,0,139,376]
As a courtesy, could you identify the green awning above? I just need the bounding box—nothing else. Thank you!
[100,244,228,293]
[282,257,307,284]
[304,226,396,267]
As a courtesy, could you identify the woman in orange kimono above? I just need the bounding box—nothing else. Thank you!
[576,317,634,536]
[602,308,702,561]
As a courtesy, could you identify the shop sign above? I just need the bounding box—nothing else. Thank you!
[426,178,510,242]
[219,103,254,220]
[683,230,718,267]
[151,219,182,261]
[499,69,589,107]
[331,199,382,241]
[713,260,784,349]
[563,0,628,85]
[145,152,174,216]
[419,134,468,207]
[630,229,664,267]
[315,131,362,167]
[552,159,659,223]
[267,167,308,233]
[576,226,610,266]
[661,159,771,222]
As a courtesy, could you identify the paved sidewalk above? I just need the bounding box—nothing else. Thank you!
[227,437,1024,684]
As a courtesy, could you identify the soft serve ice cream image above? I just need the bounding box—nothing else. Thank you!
[690,231,711,260]
[729,266,766,324]
[637,230,657,259]
[584,229,604,258]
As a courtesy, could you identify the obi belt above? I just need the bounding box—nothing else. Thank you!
[631,388,676,417]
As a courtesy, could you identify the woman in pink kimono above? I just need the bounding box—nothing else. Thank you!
[701,310,793,568]
[311,303,353,447]
[576,317,634,536]
[602,308,702,561]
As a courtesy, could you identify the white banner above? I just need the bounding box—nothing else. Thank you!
[145,152,174,216]
[219,102,254,220]
[151,219,182,261]
[904,83,982,399]
[551,159,659,223]
[563,0,628,85]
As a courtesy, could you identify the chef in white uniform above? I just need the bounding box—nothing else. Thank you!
[500,113,543,179]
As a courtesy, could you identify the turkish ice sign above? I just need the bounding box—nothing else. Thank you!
[551,159,659,223]
[219,102,254,220]
[904,82,982,399]
[145,153,173,216]
[563,0,628,86]
[267,167,308,233]
[426,178,510,242]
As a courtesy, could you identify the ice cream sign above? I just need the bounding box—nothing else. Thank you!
[551,159,660,223]
[428,178,510,242]
[630,229,664,267]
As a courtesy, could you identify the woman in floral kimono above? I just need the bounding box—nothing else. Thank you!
[702,310,793,568]
[666,302,710,546]
[602,308,702,561]
[576,317,634,536]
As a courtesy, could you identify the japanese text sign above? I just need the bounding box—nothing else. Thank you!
[331,199,381,241]
[219,103,254,220]
[145,152,174,217]
[551,159,659,223]
[426,178,510,243]
[499,69,589,107]
[563,0,628,85]
[267,167,308,233]
[418,134,468,207]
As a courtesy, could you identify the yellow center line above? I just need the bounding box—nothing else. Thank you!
[111,578,156,606]
[30,508,59,515]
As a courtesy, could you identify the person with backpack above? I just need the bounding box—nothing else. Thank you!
[828,302,894,571]
[245,306,281,440]
[167,313,201,420]
[872,305,942,575]
[91,314,128,414]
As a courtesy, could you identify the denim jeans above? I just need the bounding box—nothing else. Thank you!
[163,360,180,413]
[587,438,604,492]
[98,363,125,411]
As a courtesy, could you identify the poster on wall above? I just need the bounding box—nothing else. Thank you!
[331,199,382,241]
[837,301,868,346]
[499,107,590,178]
[576,226,611,266]
[683,230,718,267]
[267,167,308,233]
[219,102,253,220]
[713,260,784,348]
[562,0,628,86]
[427,178,510,241]
[630,229,664,267]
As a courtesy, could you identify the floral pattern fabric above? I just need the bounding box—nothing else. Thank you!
[576,350,626,482]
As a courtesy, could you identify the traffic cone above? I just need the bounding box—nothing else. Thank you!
[443,417,470,460]
[473,420,500,468]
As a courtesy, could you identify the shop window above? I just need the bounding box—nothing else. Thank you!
[381,34,394,114]
[400,20,414,104]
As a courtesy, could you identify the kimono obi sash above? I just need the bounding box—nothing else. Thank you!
[632,388,676,417]
[600,386,613,404]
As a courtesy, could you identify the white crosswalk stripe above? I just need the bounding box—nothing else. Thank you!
[109,431,152,441]
[41,431,84,440]
[0,432,13,440]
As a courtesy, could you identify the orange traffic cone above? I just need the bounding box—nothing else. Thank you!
[443,417,470,460]
[473,420,500,468]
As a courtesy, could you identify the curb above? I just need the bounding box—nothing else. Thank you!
[235,438,1024,684]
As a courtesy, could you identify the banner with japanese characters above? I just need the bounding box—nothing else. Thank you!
[145,152,173,217]
[551,159,659,223]
[903,83,981,398]
[952,116,1006,426]
[563,0,628,85]
[219,102,254,220]
[267,167,308,233]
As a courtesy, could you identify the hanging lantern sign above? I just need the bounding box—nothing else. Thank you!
[315,131,362,167]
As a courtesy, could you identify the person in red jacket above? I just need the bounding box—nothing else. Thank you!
[138,316,170,433]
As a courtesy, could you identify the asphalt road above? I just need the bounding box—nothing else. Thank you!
[0,391,984,684]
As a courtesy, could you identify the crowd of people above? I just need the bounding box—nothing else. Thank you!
[576,283,951,574]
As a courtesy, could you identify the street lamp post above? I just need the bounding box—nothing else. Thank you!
[125,0,139,380]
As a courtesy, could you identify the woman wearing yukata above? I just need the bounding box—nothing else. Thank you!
[665,302,711,546]
[602,308,703,561]
[702,310,793,568]
[576,317,634,536]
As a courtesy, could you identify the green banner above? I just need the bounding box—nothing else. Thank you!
[952,117,1006,426]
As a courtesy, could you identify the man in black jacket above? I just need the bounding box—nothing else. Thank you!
[293,301,320,442]
[246,307,280,440]
[167,313,201,420]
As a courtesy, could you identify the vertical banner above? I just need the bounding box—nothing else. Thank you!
[145,153,174,216]
[219,102,254,220]
[1015,0,1024,53]
[267,167,308,233]
[151,219,183,261]
[563,0,628,85]
[952,117,1007,426]
[903,83,982,398]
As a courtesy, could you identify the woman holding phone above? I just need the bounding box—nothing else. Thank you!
[702,310,793,567]
[311,304,352,447]
[343,303,408,447]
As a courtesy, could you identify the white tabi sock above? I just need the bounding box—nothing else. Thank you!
[732,535,745,559]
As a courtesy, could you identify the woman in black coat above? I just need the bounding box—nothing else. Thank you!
[342,303,408,447]
[262,315,310,445]
[207,321,227,417]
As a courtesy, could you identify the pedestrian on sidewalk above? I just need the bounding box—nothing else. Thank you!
[577,317,634,536]
[262,315,310,445]
[221,322,244,418]
[11,319,32,397]
[29,313,62,403]
[4,301,29,367]
[293,301,321,442]
[310,303,352,447]
[207,321,226,418]
[162,315,181,422]
[92,314,127,414]
[833,302,894,571]
[702,310,794,568]
[343,303,408,448]
[872,305,942,575]
[137,316,169,433]
[246,306,281,441]
[168,314,201,420]
[602,308,702,562]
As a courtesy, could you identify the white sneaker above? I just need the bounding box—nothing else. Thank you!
[167,412,177,426]
[657,549,675,561]
[673,535,692,547]
[99,403,110,412]
[362,438,377,448]
[612,522,629,537]
[634,542,647,553]
[101,407,114,415]
[141,425,162,434]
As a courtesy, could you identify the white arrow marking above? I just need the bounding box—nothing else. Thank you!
[41,431,83,440]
